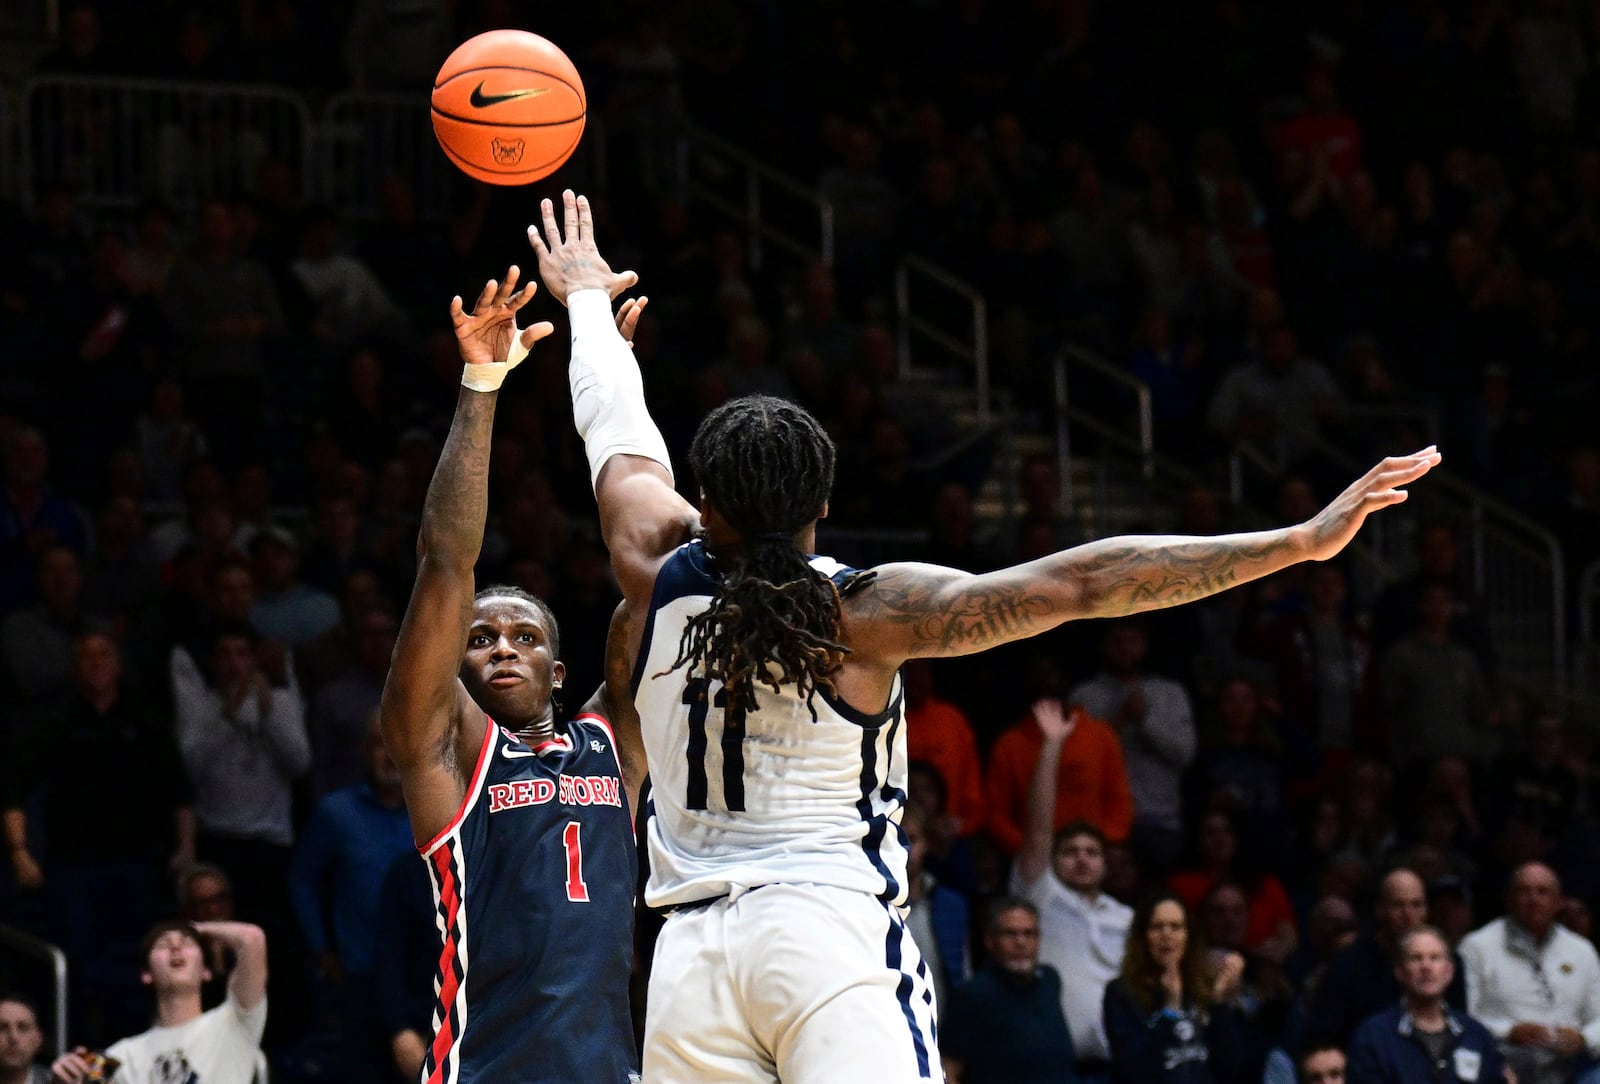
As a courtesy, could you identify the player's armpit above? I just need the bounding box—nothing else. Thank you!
[594,457,699,604]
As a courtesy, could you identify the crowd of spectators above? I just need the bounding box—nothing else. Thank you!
[0,1,1599,1082]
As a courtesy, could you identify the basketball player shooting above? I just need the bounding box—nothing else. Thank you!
[379,265,647,1084]
[529,189,1439,1084]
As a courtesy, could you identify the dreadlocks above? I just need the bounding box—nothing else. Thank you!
[667,395,847,712]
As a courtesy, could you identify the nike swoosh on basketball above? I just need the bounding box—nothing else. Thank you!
[470,82,552,108]
[502,744,539,759]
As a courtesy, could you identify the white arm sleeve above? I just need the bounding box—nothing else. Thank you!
[567,289,673,489]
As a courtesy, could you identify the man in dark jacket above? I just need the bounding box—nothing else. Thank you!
[1348,925,1507,1083]
[941,898,1078,1084]
[1304,867,1467,1050]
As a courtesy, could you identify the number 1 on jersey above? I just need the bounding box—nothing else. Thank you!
[562,821,589,903]
[683,677,748,812]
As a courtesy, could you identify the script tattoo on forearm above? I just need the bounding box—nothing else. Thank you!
[1084,533,1298,615]
[860,531,1304,656]
[863,575,1058,654]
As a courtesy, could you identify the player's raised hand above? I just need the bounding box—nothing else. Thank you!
[526,190,639,306]
[1032,698,1078,743]
[616,295,648,346]
[1301,446,1442,562]
[449,265,554,368]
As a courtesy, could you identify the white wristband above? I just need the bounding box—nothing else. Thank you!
[460,330,533,392]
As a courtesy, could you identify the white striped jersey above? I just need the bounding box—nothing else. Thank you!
[633,539,910,910]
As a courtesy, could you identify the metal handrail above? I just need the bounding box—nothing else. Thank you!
[0,924,67,1057]
[676,123,834,270]
[1054,346,1154,516]
[912,417,1001,473]
[894,256,990,424]
[1341,404,1443,445]
[1230,434,1569,690]
[21,73,315,211]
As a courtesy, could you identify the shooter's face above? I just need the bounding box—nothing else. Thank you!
[462,598,562,725]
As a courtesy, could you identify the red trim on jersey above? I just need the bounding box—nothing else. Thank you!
[575,711,617,746]
[426,841,463,1083]
[526,732,574,754]
[574,711,625,777]
[417,716,497,855]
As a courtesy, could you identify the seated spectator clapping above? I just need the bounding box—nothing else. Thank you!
[1460,862,1600,1084]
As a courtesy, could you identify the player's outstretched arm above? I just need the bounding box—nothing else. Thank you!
[381,269,554,844]
[854,448,1441,662]
[527,190,699,608]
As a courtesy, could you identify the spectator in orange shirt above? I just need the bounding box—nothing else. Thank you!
[985,697,1133,855]
[904,659,985,837]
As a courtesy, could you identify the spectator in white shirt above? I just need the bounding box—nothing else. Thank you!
[1459,862,1600,1084]
[50,920,267,1084]
[1068,620,1196,876]
[1012,698,1134,1082]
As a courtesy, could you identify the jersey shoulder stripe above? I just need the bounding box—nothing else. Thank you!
[630,540,872,694]
[630,542,719,694]
[572,711,624,778]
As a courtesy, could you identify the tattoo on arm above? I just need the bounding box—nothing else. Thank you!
[422,390,497,558]
[861,529,1304,658]
[1089,535,1294,609]
[862,574,1059,655]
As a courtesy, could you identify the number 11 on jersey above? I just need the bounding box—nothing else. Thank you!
[682,677,748,812]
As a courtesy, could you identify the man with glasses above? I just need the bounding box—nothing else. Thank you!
[941,898,1077,1084]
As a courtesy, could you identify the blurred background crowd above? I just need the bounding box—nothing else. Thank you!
[1,1,1600,1082]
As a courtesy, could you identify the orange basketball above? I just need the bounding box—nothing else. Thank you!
[431,30,586,186]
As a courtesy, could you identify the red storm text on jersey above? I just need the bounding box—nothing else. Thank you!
[487,774,624,813]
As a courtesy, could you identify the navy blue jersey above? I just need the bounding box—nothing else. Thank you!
[419,713,638,1084]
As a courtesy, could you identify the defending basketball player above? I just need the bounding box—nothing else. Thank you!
[529,190,1439,1084]
[379,265,646,1084]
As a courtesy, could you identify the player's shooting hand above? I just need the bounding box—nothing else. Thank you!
[1301,447,1442,563]
[526,190,639,306]
[1032,698,1077,743]
[450,265,555,367]
[616,295,648,347]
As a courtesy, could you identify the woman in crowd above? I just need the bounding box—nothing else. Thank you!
[1103,893,1244,1083]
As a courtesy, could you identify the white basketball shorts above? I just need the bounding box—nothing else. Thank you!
[643,882,943,1083]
